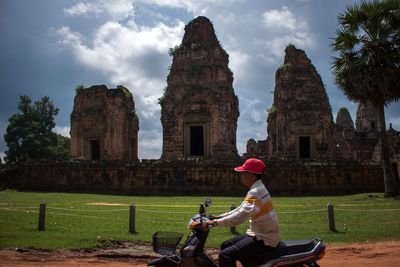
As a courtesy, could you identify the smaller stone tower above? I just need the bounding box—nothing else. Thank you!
[336,107,355,140]
[336,108,355,131]
[70,85,139,161]
[356,102,379,134]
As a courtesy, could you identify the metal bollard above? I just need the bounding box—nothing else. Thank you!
[38,200,46,231]
[129,203,136,234]
[230,204,238,235]
[327,202,337,232]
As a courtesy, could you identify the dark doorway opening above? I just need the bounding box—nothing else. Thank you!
[90,140,100,160]
[190,126,204,156]
[392,162,399,184]
[299,136,311,159]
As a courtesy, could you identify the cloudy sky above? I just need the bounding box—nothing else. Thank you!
[1,0,399,160]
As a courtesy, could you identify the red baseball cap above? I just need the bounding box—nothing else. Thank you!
[234,158,266,174]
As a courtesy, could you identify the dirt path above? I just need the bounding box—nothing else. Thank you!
[1,240,399,266]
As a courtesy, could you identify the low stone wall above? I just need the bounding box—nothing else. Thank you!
[0,159,384,195]
[264,161,383,195]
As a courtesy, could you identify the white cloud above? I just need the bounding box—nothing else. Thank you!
[138,129,163,159]
[0,152,5,163]
[250,109,264,124]
[261,6,315,60]
[263,6,297,31]
[228,50,250,87]
[64,2,94,17]
[64,0,134,20]
[137,0,242,15]
[54,126,71,138]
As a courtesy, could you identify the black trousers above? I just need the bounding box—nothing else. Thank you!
[219,234,274,267]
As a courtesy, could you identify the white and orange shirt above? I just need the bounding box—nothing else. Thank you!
[215,180,281,247]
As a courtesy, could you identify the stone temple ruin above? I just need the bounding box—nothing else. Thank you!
[160,16,239,161]
[8,16,396,195]
[246,45,400,167]
[70,85,139,161]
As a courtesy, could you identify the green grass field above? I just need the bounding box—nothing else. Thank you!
[0,190,399,249]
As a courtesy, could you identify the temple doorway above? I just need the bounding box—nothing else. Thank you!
[190,125,204,156]
[299,136,311,159]
[89,139,100,160]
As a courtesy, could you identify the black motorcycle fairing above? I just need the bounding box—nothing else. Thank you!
[180,235,199,258]
[180,229,209,258]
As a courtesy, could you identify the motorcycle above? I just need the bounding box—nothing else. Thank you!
[148,198,325,267]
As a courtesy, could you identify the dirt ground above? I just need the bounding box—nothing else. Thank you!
[0,240,399,266]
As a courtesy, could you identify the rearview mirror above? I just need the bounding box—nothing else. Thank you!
[204,198,212,208]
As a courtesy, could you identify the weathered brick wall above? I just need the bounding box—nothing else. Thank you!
[1,160,384,195]
[264,161,383,195]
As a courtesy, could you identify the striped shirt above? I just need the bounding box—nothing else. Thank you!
[215,180,281,247]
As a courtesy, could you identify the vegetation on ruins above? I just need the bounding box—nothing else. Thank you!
[116,85,133,99]
[1,191,399,249]
[331,0,400,197]
[4,96,69,164]
[168,45,181,57]
[286,43,296,50]
[158,87,169,104]
[129,108,137,118]
[267,105,277,114]
[278,63,293,72]
[74,84,85,95]
[191,42,202,50]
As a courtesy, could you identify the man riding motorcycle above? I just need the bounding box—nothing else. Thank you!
[205,158,281,267]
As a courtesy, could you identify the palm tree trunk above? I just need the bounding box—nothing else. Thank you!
[377,104,399,197]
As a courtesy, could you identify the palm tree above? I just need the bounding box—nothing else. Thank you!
[331,0,400,197]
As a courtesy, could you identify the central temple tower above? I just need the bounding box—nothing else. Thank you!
[160,16,239,160]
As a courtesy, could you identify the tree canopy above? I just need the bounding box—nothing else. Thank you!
[331,0,400,107]
[4,95,70,164]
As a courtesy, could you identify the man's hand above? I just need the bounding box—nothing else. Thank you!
[204,220,217,227]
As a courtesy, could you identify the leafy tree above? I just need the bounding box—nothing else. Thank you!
[4,95,68,163]
[331,0,400,197]
[46,134,71,160]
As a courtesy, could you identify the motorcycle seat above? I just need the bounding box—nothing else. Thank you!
[256,239,317,264]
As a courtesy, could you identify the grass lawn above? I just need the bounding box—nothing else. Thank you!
[0,190,399,249]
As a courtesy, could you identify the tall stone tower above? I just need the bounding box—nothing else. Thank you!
[160,16,239,160]
[70,85,139,161]
[266,45,335,160]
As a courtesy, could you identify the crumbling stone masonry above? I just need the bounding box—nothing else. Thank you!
[70,85,139,161]
[160,16,239,161]
[266,45,345,160]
